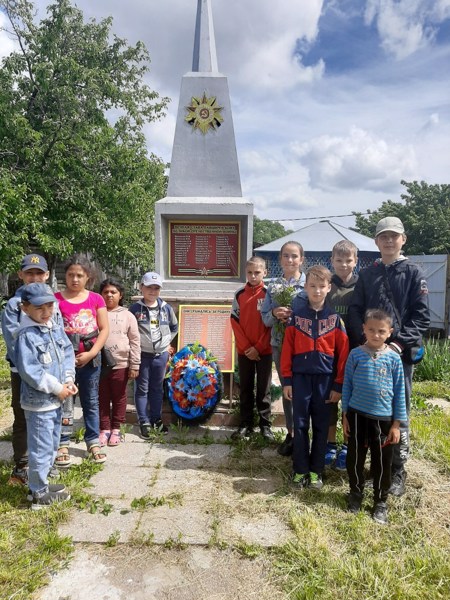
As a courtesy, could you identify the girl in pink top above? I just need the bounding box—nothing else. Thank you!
[55,256,109,465]
[99,279,141,446]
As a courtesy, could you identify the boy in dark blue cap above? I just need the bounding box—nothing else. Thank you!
[1,254,51,486]
[14,283,77,509]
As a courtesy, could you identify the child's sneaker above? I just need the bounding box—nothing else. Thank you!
[277,433,293,456]
[8,465,29,487]
[152,420,169,434]
[139,423,152,439]
[291,472,309,489]
[347,492,363,514]
[324,442,337,467]
[389,469,407,497]
[27,483,67,502]
[48,465,60,480]
[31,490,71,510]
[335,444,348,471]
[231,426,251,440]
[372,502,388,525]
[309,471,323,490]
[260,426,275,441]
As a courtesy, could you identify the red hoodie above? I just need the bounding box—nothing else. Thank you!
[230,282,271,355]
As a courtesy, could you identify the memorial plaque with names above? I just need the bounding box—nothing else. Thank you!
[178,305,235,372]
[169,221,240,278]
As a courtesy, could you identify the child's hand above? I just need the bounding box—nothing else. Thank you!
[58,383,78,401]
[128,369,139,380]
[283,385,292,401]
[342,413,350,437]
[273,306,292,323]
[245,347,260,361]
[326,391,341,404]
[75,352,93,368]
[387,425,400,444]
[168,346,175,356]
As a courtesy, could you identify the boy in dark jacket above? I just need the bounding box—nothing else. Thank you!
[348,217,430,496]
[325,240,359,470]
[282,266,349,490]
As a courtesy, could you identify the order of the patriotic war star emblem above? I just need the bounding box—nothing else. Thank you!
[185,93,224,134]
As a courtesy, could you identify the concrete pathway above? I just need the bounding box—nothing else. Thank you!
[0,408,292,599]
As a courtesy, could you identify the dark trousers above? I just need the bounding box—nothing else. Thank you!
[99,367,129,430]
[346,410,394,503]
[10,370,28,467]
[237,353,272,429]
[134,352,169,424]
[393,361,412,473]
[292,373,332,475]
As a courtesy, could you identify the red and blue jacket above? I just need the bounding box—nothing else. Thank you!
[281,297,349,392]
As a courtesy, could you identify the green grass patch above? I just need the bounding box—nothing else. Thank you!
[414,338,450,382]
[411,405,450,474]
[272,520,450,600]
[0,331,449,600]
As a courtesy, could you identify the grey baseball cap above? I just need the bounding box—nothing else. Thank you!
[375,217,405,237]
[141,272,163,287]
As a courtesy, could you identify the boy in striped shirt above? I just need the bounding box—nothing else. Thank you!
[342,308,407,525]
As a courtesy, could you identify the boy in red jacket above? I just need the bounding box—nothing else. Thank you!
[282,266,349,489]
[230,256,273,441]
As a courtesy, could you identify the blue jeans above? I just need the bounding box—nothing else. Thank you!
[76,365,101,447]
[134,352,169,424]
[25,407,61,494]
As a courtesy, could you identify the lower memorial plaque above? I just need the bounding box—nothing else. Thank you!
[177,305,235,372]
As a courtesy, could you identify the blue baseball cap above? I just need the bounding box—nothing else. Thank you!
[20,254,49,272]
[21,283,55,305]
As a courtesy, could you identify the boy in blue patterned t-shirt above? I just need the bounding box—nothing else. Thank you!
[342,308,406,525]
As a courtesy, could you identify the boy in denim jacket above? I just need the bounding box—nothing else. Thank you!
[14,283,77,509]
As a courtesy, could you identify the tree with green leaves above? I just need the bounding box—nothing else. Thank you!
[353,180,450,255]
[253,216,292,249]
[0,0,169,276]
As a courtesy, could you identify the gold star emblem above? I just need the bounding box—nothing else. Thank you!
[31,256,40,264]
[185,93,224,134]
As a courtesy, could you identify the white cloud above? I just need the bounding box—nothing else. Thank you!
[0,12,18,61]
[240,150,283,176]
[11,1,450,227]
[292,127,417,192]
[364,0,447,59]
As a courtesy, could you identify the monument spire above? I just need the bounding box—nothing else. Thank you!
[192,0,218,73]
[166,0,242,197]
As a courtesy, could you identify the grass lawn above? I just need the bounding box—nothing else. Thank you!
[0,336,449,599]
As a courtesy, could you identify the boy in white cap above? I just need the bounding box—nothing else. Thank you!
[129,273,178,437]
[348,217,430,496]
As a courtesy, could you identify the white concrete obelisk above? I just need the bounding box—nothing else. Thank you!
[155,0,253,300]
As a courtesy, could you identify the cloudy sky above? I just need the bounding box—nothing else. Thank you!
[1,0,450,229]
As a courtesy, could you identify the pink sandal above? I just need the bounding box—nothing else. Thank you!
[108,430,121,446]
[99,430,110,447]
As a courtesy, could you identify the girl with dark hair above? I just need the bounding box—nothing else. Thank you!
[98,279,141,446]
[55,255,109,465]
